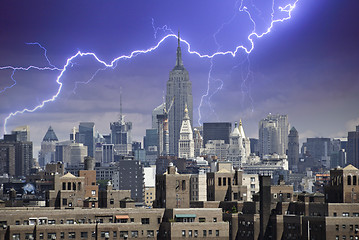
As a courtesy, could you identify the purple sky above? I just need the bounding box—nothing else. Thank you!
[0,0,358,154]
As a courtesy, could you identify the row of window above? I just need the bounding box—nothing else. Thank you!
[335,224,359,231]
[181,229,219,237]
[16,217,158,225]
[335,236,359,240]
[12,230,156,240]
[333,212,359,217]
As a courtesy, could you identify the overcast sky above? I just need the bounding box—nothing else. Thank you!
[0,0,358,154]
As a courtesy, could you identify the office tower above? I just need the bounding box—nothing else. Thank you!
[157,111,169,156]
[39,126,58,167]
[178,105,194,159]
[166,32,193,156]
[111,157,144,202]
[144,129,158,151]
[110,116,132,156]
[55,141,87,166]
[193,127,204,157]
[203,122,232,147]
[102,144,114,164]
[152,103,165,129]
[0,141,15,176]
[11,125,30,142]
[250,138,259,156]
[347,126,359,168]
[259,114,288,156]
[287,127,299,171]
[304,138,332,169]
[78,122,95,157]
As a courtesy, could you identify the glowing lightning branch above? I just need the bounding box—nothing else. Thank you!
[1,0,298,134]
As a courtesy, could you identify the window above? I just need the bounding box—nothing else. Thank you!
[91,232,95,238]
[343,225,346,229]
[354,176,357,185]
[68,182,71,190]
[203,230,207,237]
[131,231,138,237]
[158,218,161,224]
[182,230,186,237]
[68,232,75,239]
[25,233,34,240]
[48,220,56,225]
[81,232,88,238]
[218,177,222,186]
[12,234,20,240]
[130,218,134,223]
[62,198,67,206]
[189,230,192,237]
[213,218,217,222]
[60,232,64,239]
[223,178,226,186]
[287,193,291,199]
[350,225,354,231]
[39,233,44,240]
[209,230,212,235]
[348,176,352,185]
[141,218,150,224]
[113,231,117,238]
[336,225,339,231]
[15,221,20,225]
[147,230,154,238]
[251,184,255,189]
[199,218,206,222]
[250,177,255,182]
[216,230,219,236]
[120,231,128,238]
[48,233,56,240]
[91,190,96,196]
[120,219,127,223]
[334,212,337,217]
[194,230,198,237]
[66,219,74,224]
[62,182,66,190]
[353,213,359,217]
[182,180,186,190]
[343,212,350,217]
[110,199,114,204]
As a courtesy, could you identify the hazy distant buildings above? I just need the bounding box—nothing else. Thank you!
[11,125,30,142]
[347,126,359,168]
[287,127,299,171]
[55,141,87,166]
[38,126,58,167]
[259,114,288,156]
[166,32,193,156]
[203,122,232,147]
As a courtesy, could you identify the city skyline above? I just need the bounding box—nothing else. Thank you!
[0,0,358,153]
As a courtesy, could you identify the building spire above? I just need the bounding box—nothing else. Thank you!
[175,30,183,67]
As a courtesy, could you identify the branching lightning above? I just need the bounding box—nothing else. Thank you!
[0,0,298,134]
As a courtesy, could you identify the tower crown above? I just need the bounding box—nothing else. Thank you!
[174,31,184,70]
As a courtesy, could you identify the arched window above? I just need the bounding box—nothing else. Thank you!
[353,176,357,185]
[347,175,352,185]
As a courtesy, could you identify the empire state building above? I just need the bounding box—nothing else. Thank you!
[166,32,193,156]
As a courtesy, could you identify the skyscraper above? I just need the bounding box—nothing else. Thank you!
[287,127,299,171]
[258,114,289,156]
[166,32,193,156]
[39,126,59,167]
[78,122,95,157]
[347,126,359,168]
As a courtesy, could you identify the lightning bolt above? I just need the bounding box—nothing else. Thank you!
[1,0,298,135]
